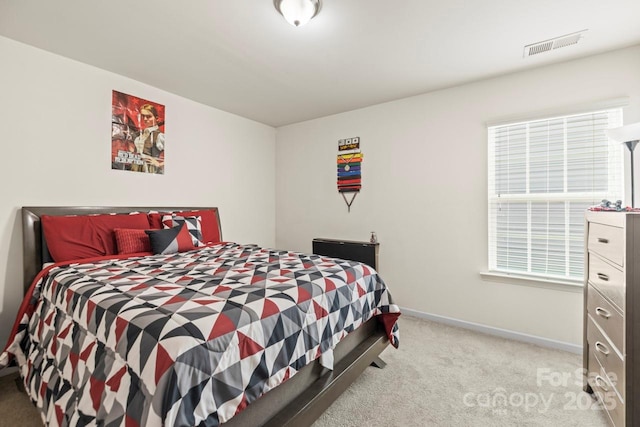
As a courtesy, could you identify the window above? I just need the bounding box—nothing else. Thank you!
[488,108,623,282]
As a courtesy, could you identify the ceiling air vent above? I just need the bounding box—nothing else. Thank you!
[523,30,587,58]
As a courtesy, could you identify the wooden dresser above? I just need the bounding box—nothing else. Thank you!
[584,211,640,426]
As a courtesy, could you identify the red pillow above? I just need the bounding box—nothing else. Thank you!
[88,213,150,255]
[148,209,221,243]
[42,213,151,262]
[114,228,152,254]
[42,215,98,261]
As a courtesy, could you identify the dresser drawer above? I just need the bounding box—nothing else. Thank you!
[588,350,624,427]
[588,222,624,267]
[587,315,624,398]
[587,284,624,353]
[588,254,625,312]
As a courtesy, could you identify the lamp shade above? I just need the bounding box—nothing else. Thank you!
[274,0,321,27]
[606,122,640,143]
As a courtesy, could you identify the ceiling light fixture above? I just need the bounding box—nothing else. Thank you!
[273,0,321,27]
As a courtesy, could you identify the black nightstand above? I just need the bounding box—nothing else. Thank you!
[312,238,379,270]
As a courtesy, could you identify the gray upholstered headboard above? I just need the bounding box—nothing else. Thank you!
[21,206,222,293]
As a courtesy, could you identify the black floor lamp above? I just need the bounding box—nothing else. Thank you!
[607,123,640,208]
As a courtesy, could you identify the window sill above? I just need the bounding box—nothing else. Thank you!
[479,271,584,293]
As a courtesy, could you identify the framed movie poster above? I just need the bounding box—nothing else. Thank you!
[111,91,165,174]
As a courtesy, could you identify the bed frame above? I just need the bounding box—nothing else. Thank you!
[21,206,389,426]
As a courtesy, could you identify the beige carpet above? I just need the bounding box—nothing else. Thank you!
[314,315,610,427]
[0,371,41,427]
[0,316,610,426]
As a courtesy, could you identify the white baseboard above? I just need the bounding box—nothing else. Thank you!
[400,307,582,355]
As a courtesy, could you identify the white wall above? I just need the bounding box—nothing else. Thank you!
[275,45,640,346]
[0,36,276,349]
[2,35,638,354]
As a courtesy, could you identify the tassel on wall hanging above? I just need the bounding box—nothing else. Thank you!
[337,137,362,212]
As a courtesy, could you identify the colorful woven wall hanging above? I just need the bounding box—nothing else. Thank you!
[337,137,362,212]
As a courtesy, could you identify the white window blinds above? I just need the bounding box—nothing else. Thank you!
[488,108,623,281]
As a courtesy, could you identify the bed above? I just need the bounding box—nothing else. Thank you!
[2,206,400,426]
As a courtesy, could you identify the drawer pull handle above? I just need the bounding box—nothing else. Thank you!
[595,307,611,319]
[595,341,610,356]
[596,273,609,281]
[597,237,609,244]
[594,375,610,392]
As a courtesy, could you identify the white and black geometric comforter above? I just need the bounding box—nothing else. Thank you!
[1,243,400,426]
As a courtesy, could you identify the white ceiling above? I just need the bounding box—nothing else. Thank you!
[1,0,640,127]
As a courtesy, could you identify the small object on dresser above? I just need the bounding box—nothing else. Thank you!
[370,232,377,244]
[588,199,640,212]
